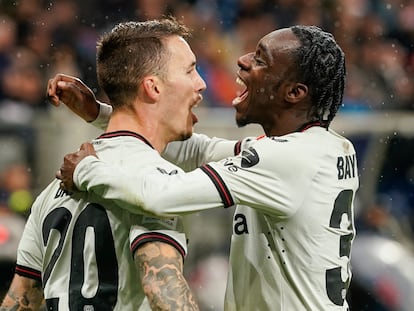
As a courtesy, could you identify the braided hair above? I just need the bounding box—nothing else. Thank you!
[290,25,346,128]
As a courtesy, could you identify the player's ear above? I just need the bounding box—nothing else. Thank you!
[285,82,308,103]
[141,76,161,102]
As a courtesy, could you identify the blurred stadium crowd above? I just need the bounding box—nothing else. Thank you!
[1,0,414,310]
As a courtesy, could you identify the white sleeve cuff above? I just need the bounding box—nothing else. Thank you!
[89,101,112,130]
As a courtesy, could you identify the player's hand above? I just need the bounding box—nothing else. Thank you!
[46,73,100,122]
[57,142,98,192]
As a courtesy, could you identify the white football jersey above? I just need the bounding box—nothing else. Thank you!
[16,131,187,311]
[75,124,358,310]
[168,128,358,311]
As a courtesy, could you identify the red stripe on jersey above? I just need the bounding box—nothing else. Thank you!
[15,264,42,281]
[297,121,323,132]
[200,164,234,208]
[256,135,266,140]
[130,232,186,259]
[97,131,154,149]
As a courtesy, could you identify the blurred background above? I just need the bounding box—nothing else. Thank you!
[1,0,414,310]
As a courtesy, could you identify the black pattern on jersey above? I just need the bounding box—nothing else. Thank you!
[130,232,186,259]
[269,137,288,143]
[241,147,259,168]
[42,204,119,310]
[157,167,178,175]
[200,164,234,208]
[54,186,71,198]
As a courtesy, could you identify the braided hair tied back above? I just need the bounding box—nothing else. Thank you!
[290,25,346,128]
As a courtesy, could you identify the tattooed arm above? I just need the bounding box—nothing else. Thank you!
[135,241,200,311]
[0,274,44,311]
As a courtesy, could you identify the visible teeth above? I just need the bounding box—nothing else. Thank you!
[236,77,245,86]
[232,97,241,106]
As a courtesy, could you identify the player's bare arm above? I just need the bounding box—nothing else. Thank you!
[135,241,199,311]
[46,73,99,122]
[0,274,44,311]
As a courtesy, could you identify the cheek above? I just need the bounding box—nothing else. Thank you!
[164,87,182,104]
[253,83,277,103]
[170,80,192,98]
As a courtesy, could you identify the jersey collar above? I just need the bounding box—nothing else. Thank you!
[296,121,326,132]
[97,131,154,149]
[256,121,326,141]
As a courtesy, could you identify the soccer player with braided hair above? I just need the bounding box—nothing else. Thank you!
[53,25,358,310]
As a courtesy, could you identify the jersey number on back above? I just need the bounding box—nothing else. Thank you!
[42,204,118,310]
[326,189,354,306]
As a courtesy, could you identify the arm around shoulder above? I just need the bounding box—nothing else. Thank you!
[73,157,224,216]
[46,74,111,129]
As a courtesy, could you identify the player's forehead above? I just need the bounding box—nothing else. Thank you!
[257,28,300,59]
[164,35,196,67]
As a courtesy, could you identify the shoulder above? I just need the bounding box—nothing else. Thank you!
[31,179,63,211]
[249,134,317,160]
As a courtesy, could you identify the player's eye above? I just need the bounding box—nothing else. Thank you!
[254,57,266,66]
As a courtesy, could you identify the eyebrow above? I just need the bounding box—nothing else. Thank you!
[257,42,271,62]
[258,42,269,55]
[187,60,196,70]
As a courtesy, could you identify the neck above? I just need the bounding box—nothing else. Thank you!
[105,106,168,153]
[263,108,314,136]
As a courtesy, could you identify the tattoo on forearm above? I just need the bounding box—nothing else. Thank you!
[136,242,200,311]
[0,278,43,311]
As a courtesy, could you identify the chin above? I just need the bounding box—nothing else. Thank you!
[183,134,192,140]
[235,114,249,128]
[180,131,193,141]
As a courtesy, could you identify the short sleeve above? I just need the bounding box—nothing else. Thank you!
[16,209,43,281]
[129,216,188,259]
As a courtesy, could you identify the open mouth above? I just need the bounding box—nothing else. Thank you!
[233,76,248,106]
[191,95,203,125]
[191,111,198,125]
